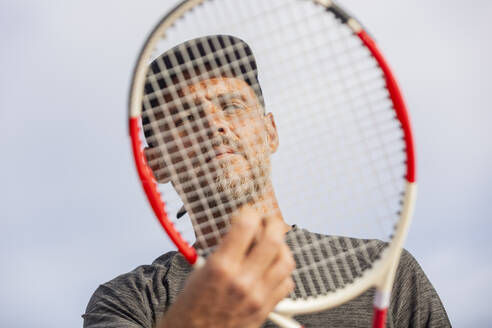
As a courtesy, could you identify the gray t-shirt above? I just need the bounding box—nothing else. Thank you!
[83,228,450,327]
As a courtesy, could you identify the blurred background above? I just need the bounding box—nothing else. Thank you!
[1,0,490,327]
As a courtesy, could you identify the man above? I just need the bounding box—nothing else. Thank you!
[83,35,450,327]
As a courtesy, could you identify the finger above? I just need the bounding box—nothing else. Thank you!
[263,244,296,289]
[261,276,295,316]
[214,206,263,261]
[245,243,295,320]
[243,217,286,276]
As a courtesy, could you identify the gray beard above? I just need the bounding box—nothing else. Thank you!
[188,157,271,255]
[213,159,270,205]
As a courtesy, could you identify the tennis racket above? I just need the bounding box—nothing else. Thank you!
[128,1,416,327]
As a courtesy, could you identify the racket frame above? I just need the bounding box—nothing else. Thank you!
[128,0,417,327]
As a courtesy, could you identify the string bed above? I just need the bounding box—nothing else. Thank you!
[140,0,407,300]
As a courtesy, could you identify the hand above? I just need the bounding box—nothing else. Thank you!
[157,206,295,328]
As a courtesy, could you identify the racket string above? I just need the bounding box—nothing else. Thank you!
[141,0,408,298]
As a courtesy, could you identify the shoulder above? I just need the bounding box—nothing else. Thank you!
[390,249,451,327]
[88,251,178,308]
[393,248,438,298]
[287,227,450,327]
[83,251,182,328]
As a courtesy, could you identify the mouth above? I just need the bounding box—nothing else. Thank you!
[216,150,235,157]
[205,148,236,163]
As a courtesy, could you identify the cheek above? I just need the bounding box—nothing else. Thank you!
[231,116,269,152]
[240,128,267,152]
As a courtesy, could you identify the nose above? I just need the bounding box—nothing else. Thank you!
[213,125,226,135]
[205,104,227,138]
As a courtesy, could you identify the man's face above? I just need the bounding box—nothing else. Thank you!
[151,76,279,209]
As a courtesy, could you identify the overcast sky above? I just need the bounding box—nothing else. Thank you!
[1,0,491,327]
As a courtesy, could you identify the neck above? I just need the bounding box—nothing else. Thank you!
[246,182,291,234]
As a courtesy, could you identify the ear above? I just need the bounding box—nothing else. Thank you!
[264,112,279,153]
[143,147,171,183]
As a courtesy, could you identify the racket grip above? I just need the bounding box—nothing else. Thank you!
[372,307,388,328]
[268,312,303,328]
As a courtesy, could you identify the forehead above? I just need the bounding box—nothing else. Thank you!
[184,76,258,102]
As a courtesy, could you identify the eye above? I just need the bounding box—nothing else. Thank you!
[222,102,245,112]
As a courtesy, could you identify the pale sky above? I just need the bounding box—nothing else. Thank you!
[1,1,491,327]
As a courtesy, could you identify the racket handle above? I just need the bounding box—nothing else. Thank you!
[372,307,388,328]
[268,312,303,328]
